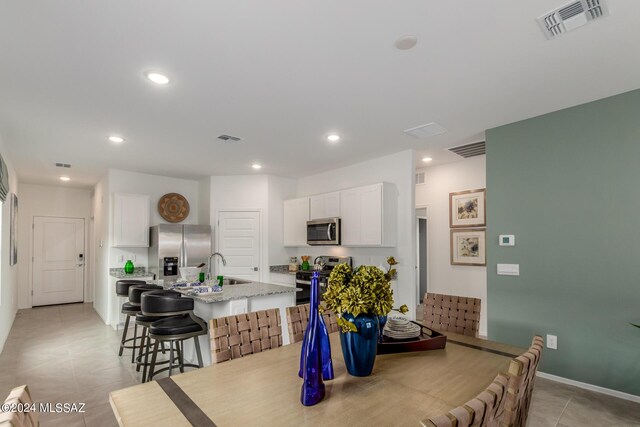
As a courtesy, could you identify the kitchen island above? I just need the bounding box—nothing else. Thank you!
[149,279,300,366]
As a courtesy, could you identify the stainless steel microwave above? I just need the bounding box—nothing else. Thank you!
[306,218,341,245]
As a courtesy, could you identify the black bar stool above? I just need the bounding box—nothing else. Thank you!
[128,284,173,382]
[116,279,146,362]
[142,290,208,380]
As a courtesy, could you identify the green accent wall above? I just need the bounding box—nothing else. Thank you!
[486,89,640,396]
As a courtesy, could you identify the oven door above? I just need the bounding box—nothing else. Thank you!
[306,218,340,245]
[295,274,328,304]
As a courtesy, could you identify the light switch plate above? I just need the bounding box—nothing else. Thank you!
[497,263,520,276]
[499,235,515,246]
[546,334,558,350]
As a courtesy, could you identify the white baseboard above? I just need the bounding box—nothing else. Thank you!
[537,371,640,403]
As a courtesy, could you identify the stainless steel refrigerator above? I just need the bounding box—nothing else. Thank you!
[148,224,212,280]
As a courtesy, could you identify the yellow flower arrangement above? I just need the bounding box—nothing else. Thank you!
[324,257,399,333]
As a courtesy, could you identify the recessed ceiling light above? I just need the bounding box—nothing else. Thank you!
[422,157,433,163]
[252,163,262,170]
[108,135,125,144]
[145,71,170,85]
[395,35,418,50]
[327,134,341,142]
[59,176,70,182]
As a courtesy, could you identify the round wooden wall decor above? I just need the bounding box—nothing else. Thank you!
[158,193,190,223]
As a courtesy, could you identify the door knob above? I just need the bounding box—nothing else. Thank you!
[253,267,259,271]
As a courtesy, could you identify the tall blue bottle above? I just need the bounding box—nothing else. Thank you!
[298,272,334,380]
[300,271,327,406]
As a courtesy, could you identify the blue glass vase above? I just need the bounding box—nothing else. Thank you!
[339,312,379,377]
[377,315,388,342]
[300,272,329,406]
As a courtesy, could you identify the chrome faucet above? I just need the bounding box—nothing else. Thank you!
[208,252,227,280]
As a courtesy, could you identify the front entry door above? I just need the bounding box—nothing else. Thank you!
[216,211,260,282]
[32,216,85,306]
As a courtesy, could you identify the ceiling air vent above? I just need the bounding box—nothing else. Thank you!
[538,0,608,39]
[55,163,71,168]
[404,122,447,139]
[415,172,425,185]
[448,141,485,159]
[217,134,242,142]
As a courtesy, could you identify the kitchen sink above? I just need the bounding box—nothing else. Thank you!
[224,278,252,285]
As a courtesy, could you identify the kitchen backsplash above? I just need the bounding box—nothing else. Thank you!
[269,265,290,274]
[111,247,148,268]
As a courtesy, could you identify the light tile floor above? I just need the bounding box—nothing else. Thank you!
[0,303,638,426]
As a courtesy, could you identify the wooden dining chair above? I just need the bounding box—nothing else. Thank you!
[422,397,484,427]
[477,373,509,427]
[0,385,39,427]
[285,303,339,344]
[421,373,509,427]
[502,335,544,427]
[423,292,482,337]
[209,309,283,364]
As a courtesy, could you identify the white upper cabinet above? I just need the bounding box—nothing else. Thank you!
[112,193,150,247]
[283,197,309,247]
[340,183,396,247]
[309,191,341,220]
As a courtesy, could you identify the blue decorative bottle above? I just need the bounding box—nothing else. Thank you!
[299,272,334,381]
[300,271,330,406]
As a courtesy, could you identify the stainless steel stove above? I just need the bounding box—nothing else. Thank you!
[295,256,352,304]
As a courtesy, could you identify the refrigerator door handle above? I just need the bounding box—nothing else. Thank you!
[181,232,187,267]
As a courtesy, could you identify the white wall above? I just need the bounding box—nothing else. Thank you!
[0,137,19,353]
[415,155,487,335]
[17,184,92,309]
[108,169,201,268]
[296,150,417,315]
[207,175,297,282]
[267,176,297,267]
[198,176,211,227]
[92,174,110,323]
[209,175,269,280]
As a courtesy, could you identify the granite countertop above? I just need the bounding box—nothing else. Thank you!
[145,279,300,304]
[110,268,155,279]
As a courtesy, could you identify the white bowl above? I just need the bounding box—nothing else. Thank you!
[179,267,201,282]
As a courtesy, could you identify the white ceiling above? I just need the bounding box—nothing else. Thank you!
[1,1,639,187]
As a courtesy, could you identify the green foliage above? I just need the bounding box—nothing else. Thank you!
[324,259,397,332]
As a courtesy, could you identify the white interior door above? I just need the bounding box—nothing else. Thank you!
[217,211,260,282]
[33,217,85,306]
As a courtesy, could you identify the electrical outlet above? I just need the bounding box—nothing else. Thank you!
[117,255,124,263]
[546,334,557,350]
[132,254,136,262]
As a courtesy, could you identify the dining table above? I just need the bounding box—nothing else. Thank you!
[109,332,525,427]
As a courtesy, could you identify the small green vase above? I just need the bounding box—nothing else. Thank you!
[124,260,134,274]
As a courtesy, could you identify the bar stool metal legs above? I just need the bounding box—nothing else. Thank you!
[148,334,205,381]
[118,312,142,359]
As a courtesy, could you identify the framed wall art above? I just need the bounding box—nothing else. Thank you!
[450,228,486,266]
[449,188,486,228]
